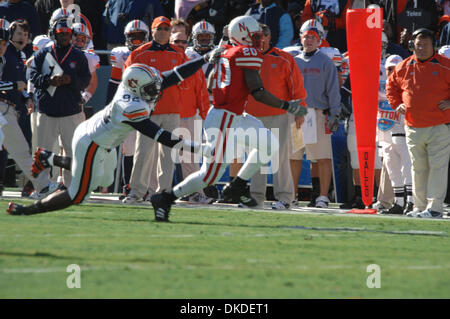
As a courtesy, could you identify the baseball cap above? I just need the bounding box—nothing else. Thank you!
[385,54,403,68]
[151,16,171,29]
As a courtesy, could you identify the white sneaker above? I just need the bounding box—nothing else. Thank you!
[315,195,330,208]
[188,192,215,204]
[372,201,389,212]
[406,207,421,218]
[272,200,290,210]
[122,194,143,204]
[417,209,443,219]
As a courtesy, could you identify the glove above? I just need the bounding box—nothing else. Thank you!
[49,75,63,87]
[81,91,92,104]
[204,46,226,64]
[326,114,340,133]
[282,100,308,117]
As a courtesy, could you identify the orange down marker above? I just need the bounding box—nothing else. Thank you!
[346,8,382,213]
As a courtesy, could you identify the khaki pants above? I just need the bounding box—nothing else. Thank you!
[250,113,294,205]
[405,124,450,213]
[0,103,51,192]
[129,114,180,198]
[36,112,86,186]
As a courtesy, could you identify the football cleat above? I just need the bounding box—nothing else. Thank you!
[6,202,27,215]
[150,191,174,222]
[31,148,53,178]
[222,182,258,208]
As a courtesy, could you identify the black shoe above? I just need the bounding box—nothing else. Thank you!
[119,184,131,200]
[31,148,53,178]
[307,195,318,207]
[381,203,404,214]
[7,202,30,215]
[403,202,414,214]
[150,191,174,222]
[222,182,257,207]
[339,196,365,209]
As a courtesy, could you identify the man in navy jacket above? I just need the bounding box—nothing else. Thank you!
[30,18,91,186]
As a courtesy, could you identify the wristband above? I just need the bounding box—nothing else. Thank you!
[281,101,289,110]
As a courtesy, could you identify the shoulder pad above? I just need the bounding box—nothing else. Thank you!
[115,90,151,122]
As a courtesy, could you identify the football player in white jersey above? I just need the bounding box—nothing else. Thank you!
[6,47,225,218]
[378,55,414,215]
[185,20,216,76]
[71,22,99,106]
[106,20,149,104]
[106,19,149,199]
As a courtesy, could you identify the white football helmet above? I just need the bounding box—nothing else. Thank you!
[49,8,71,27]
[124,20,149,51]
[72,22,90,50]
[300,19,325,44]
[192,20,215,50]
[228,15,262,48]
[438,45,450,58]
[122,63,162,104]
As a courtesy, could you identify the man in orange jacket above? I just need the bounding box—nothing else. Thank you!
[246,24,307,209]
[386,28,450,218]
[122,16,189,203]
[170,30,213,204]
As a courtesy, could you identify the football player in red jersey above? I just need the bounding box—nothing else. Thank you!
[150,15,308,221]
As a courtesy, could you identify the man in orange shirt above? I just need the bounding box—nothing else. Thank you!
[246,24,307,209]
[386,28,450,218]
[122,16,189,203]
[169,30,212,204]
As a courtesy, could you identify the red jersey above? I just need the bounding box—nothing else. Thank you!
[211,45,263,115]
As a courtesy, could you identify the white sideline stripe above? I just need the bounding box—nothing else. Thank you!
[2,264,449,274]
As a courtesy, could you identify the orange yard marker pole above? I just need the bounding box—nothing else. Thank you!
[346,7,382,214]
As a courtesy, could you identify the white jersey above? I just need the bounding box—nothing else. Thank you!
[109,46,131,84]
[320,46,342,68]
[185,46,211,75]
[85,85,153,149]
[83,50,100,73]
[377,57,405,143]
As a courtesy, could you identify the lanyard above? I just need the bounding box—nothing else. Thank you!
[52,44,73,65]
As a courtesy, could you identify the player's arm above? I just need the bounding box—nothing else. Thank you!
[125,119,206,154]
[161,47,225,90]
[244,69,307,116]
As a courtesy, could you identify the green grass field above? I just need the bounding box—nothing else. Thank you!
[0,197,449,299]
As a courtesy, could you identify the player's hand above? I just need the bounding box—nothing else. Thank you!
[295,116,304,128]
[396,103,406,114]
[326,114,340,133]
[49,75,63,87]
[283,100,308,117]
[15,81,26,92]
[204,46,225,64]
[438,100,450,111]
[81,91,92,104]
[26,98,34,115]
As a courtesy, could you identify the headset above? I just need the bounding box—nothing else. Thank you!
[408,28,438,51]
